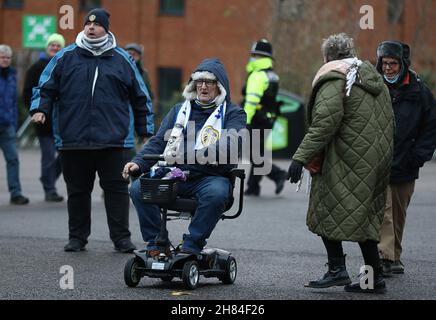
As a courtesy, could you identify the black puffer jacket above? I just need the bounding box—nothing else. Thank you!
[388,71,436,183]
[23,54,52,136]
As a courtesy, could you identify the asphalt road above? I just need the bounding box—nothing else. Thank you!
[1,149,435,300]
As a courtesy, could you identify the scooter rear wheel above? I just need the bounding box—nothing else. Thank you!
[219,256,237,284]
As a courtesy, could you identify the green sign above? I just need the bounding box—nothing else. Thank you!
[23,15,56,49]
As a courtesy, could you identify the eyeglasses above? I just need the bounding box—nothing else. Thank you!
[382,61,399,68]
[195,79,217,88]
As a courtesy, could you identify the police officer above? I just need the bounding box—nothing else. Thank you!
[243,39,286,196]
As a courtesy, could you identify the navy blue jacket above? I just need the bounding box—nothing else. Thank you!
[133,58,246,177]
[30,44,154,149]
[0,67,17,128]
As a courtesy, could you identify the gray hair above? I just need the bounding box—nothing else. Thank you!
[0,44,13,57]
[321,33,355,62]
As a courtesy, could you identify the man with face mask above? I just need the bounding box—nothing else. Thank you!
[30,8,154,253]
[376,41,436,276]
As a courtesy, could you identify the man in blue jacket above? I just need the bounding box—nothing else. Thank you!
[124,58,246,255]
[30,9,154,253]
[0,44,29,205]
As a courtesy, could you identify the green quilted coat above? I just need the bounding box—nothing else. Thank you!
[293,61,394,242]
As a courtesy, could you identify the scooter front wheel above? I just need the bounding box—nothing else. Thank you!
[182,260,200,290]
[124,257,143,287]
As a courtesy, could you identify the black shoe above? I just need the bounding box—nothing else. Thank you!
[114,239,136,253]
[305,255,351,288]
[344,273,387,294]
[274,172,286,195]
[10,195,29,205]
[391,260,404,274]
[245,188,260,196]
[381,259,393,277]
[64,239,86,252]
[45,192,64,202]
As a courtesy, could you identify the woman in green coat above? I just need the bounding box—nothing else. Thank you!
[287,33,394,294]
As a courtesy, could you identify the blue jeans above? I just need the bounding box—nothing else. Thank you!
[130,175,232,253]
[0,125,22,197]
[38,135,62,194]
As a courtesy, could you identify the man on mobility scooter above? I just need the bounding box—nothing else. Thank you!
[123,58,246,288]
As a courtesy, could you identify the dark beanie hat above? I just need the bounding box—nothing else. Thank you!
[84,8,110,32]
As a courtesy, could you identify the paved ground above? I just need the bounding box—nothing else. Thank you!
[1,149,436,300]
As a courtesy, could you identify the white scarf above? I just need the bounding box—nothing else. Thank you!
[344,57,363,96]
[312,57,363,96]
[163,100,226,159]
[76,31,116,56]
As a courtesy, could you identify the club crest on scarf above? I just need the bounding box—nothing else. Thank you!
[200,125,219,147]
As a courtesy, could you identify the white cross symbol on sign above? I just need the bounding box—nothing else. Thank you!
[27,17,52,42]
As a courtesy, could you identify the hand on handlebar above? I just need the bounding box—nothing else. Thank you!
[31,112,46,124]
[122,162,140,179]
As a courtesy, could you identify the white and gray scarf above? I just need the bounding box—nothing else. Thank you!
[76,31,117,56]
[163,100,227,160]
[163,70,228,160]
[312,57,363,96]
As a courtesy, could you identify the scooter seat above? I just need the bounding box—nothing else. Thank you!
[165,195,234,214]
[166,198,198,212]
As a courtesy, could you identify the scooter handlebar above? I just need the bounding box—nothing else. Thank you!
[142,154,165,161]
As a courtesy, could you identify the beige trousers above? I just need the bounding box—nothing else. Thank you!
[378,181,415,261]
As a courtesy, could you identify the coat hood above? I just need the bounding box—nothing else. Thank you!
[182,58,231,104]
[314,60,385,97]
[354,61,385,96]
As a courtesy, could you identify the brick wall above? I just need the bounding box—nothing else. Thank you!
[1,0,435,104]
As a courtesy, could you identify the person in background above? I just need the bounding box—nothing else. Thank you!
[243,39,286,197]
[23,33,66,202]
[375,41,436,276]
[125,43,154,102]
[0,44,29,205]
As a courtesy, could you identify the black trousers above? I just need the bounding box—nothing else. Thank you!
[60,149,131,244]
[247,114,284,190]
[322,236,381,271]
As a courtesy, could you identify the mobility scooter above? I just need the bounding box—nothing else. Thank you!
[124,154,245,290]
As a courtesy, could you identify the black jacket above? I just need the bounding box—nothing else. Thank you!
[23,55,52,136]
[388,71,436,183]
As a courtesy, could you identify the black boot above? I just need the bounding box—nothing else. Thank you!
[344,266,387,294]
[268,166,287,195]
[305,255,351,288]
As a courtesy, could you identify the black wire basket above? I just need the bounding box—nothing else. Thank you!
[140,175,179,205]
